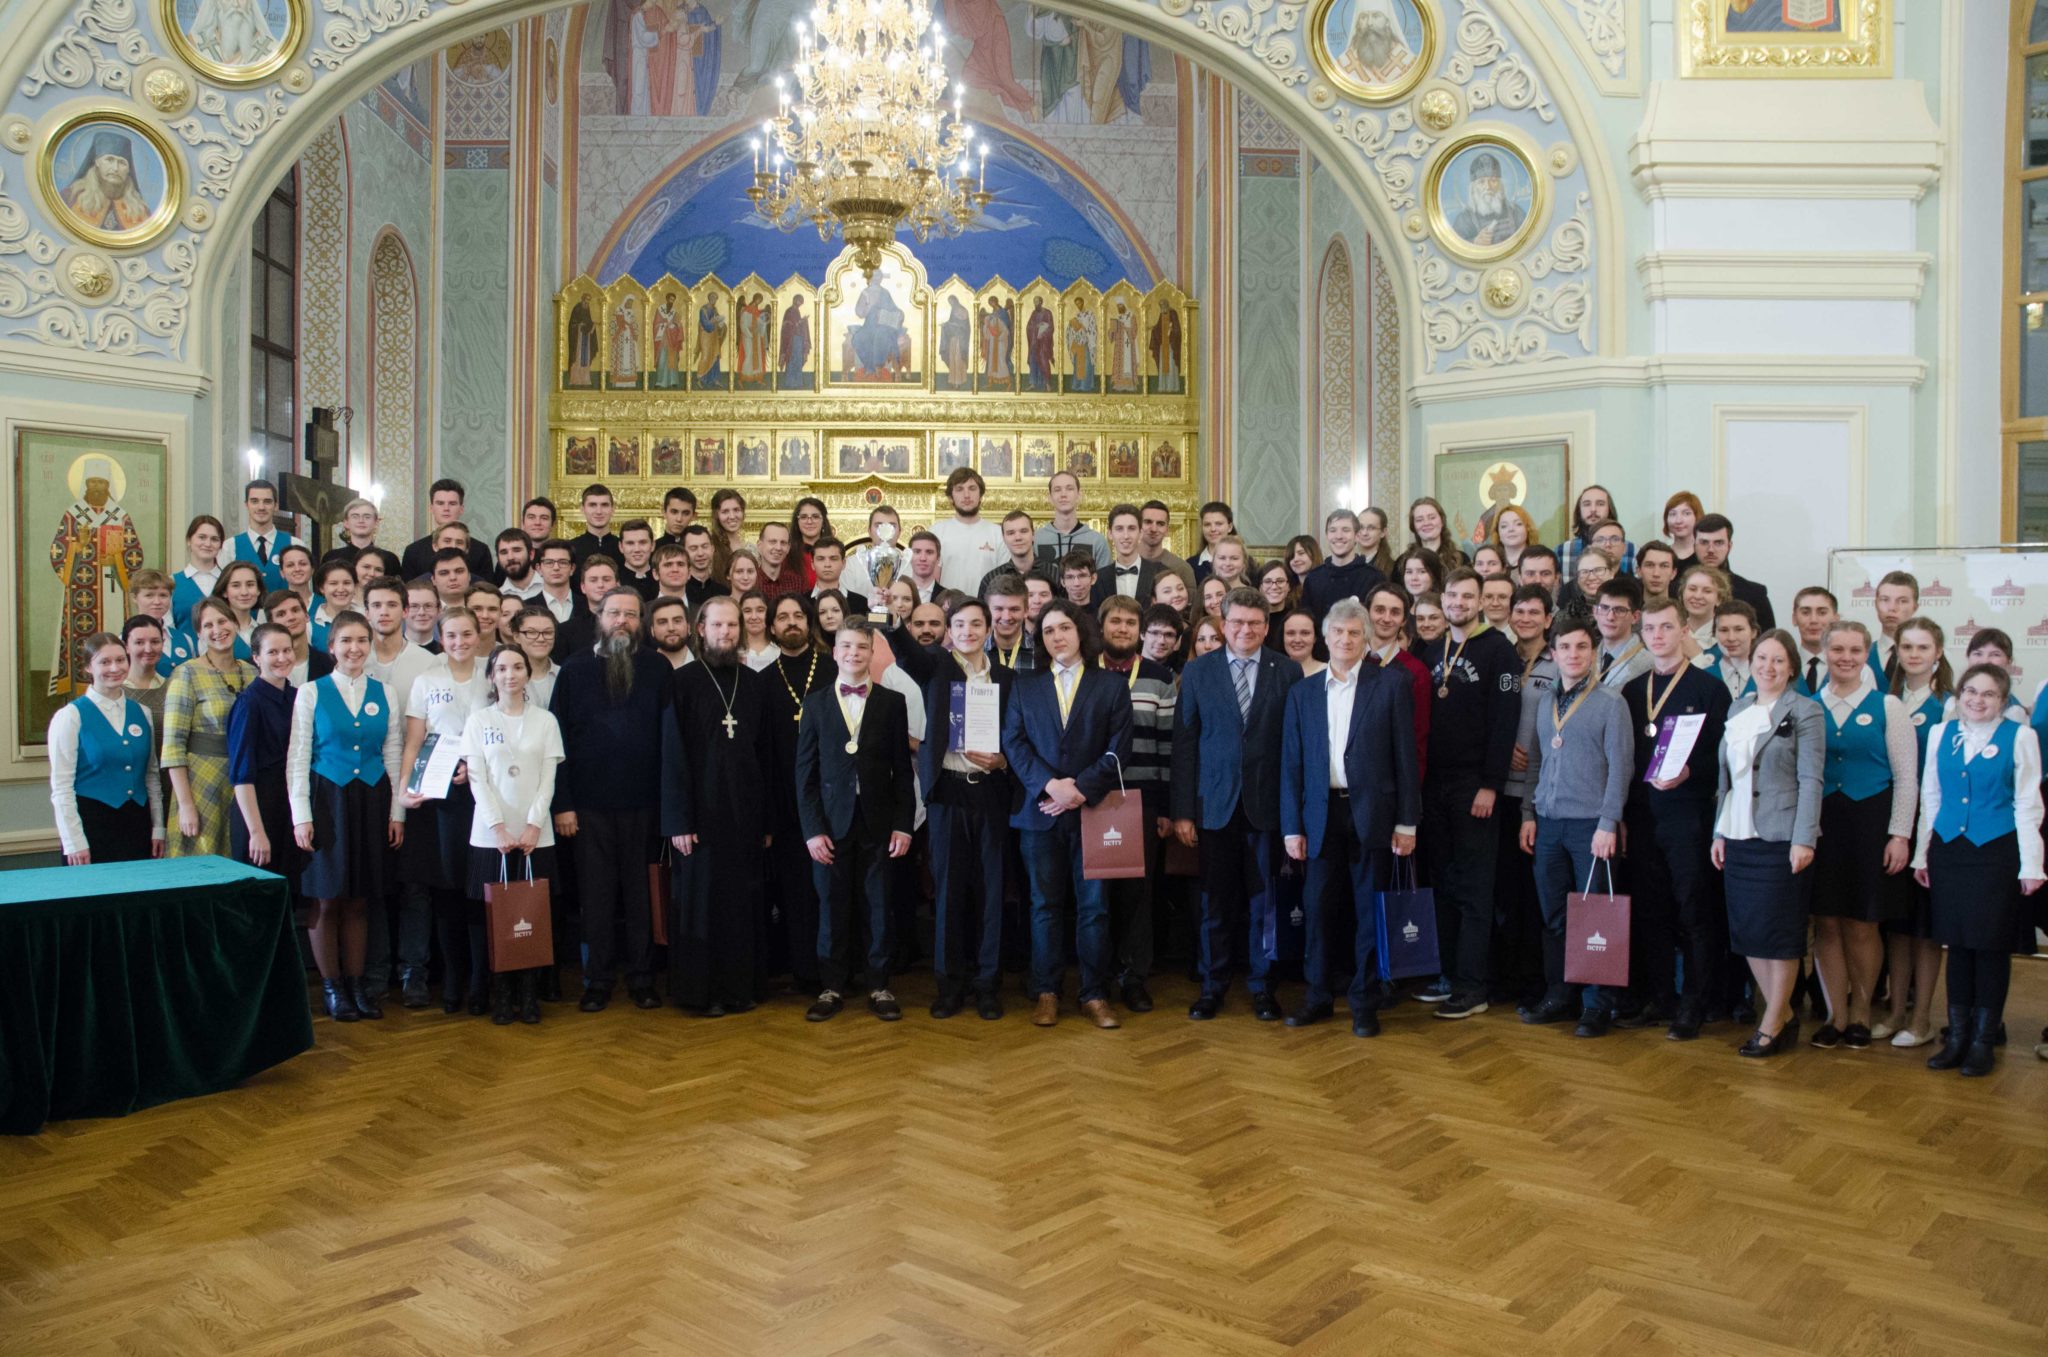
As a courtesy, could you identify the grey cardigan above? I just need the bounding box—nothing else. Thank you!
[1714,690,1826,848]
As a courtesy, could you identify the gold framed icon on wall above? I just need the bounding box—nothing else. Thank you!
[35,108,185,251]
[157,0,308,87]
[1423,127,1549,266]
[1306,0,1439,105]
[1679,0,1891,79]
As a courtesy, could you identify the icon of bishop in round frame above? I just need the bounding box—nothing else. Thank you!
[36,109,186,251]
[159,0,306,86]
[1424,129,1548,265]
[1308,0,1438,104]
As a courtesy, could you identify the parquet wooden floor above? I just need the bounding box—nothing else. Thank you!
[3,963,2047,1356]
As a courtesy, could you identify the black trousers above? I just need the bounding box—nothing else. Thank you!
[1301,795,1393,1011]
[1109,828,1162,985]
[1491,793,1544,1003]
[816,824,894,993]
[1421,770,1497,998]
[1196,805,1278,997]
[1624,798,1721,1011]
[578,805,654,989]
[929,793,1007,999]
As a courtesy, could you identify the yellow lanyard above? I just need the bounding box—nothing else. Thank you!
[1643,664,1684,731]
[1098,655,1141,691]
[1551,681,1594,747]
[1055,666,1079,725]
[996,634,1023,669]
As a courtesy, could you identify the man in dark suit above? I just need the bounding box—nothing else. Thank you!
[921,596,1018,1020]
[1171,587,1305,1021]
[1279,598,1420,1036]
[1091,504,1160,608]
[1001,599,1135,1030]
[553,554,617,659]
[1693,513,1775,631]
[795,620,916,1022]
[399,478,496,584]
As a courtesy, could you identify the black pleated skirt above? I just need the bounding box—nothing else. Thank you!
[1926,832,2034,953]
[1810,791,1910,923]
[299,774,391,900]
[399,784,476,891]
[78,796,152,864]
[1723,836,1812,961]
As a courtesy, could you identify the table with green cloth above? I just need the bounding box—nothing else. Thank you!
[0,857,314,1135]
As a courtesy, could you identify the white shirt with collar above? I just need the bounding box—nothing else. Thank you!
[1109,557,1145,598]
[286,668,404,825]
[1322,664,1418,839]
[182,564,221,595]
[1714,693,1783,841]
[48,688,164,854]
[1912,718,2046,877]
[501,576,544,602]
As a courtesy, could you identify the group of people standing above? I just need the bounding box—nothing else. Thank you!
[47,472,2045,1074]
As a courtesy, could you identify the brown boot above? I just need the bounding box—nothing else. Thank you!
[1080,998,1122,1030]
[1032,992,1059,1027]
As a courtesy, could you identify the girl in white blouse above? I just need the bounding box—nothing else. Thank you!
[48,632,164,864]
[461,644,565,1024]
[287,613,404,1022]
[1911,663,2045,1077]
[398,606,493,1016]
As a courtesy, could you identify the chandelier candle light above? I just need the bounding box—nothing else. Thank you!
[746,0,992,278]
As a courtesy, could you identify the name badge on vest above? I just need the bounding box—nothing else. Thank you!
[365,702,380,716]
[1985,745,2000,759]
[127,724,144,738]
[1912,712,1927,726]
[1855,713,1873,726]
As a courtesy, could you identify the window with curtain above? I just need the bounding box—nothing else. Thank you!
[248,168,298,478]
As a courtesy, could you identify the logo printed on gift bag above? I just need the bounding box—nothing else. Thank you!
[1586,930,1607,953]
[1401,919,1420,944]
[1101,826,1123,848]
[513,917,534,939]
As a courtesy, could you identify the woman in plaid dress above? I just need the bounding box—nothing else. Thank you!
[162,596,257,857]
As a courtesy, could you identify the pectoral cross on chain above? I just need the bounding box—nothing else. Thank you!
[721,713,738,740]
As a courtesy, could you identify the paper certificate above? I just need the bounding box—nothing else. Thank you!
[950,680,1002,754]
[1646,713,1707,784]
[406,732,463,800]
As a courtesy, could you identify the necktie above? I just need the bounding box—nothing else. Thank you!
[1056,666,1077,726]
[256,535,269,565]
[840,683,868,697]
[1599,650,1614,677]
[1117,566,1138,577]
[1363,652,1382,669]
[1232,657,1252,720]
[1806,656,1820,690]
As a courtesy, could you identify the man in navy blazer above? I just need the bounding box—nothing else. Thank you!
[795,621,916,1022]
[1170,586,1305,1021]
[1001,599,1135,1029]
[1279,598,1420,1036]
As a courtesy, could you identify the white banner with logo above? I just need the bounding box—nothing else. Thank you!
[1829,547,2048,693]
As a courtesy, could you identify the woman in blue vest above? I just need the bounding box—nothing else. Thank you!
[227,623,301,891]
[48,631,163,863]
[288,611,404,1023]
[1879,617,1952,1049]
[1807,621,1917,1050]
[1912,663,2045,1076]
[169,515,226,631]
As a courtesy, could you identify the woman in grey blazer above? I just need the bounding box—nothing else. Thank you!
[1710,629,1826,1058]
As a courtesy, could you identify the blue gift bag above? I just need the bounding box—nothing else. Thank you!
[1374,858,1440,981]
[1260,857,1307,962]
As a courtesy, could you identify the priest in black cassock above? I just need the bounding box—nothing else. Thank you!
[762,594,830,992]
[661,594,775,1015]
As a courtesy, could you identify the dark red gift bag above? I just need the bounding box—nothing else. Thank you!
[1564,858,1630,988]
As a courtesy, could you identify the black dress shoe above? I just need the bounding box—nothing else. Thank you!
[1666,1005,1703,1042]
[1518,996,1575,1025]
[1614,1004,1667,1030]
[1842,1022,1872,1050]
[805,992,843,1022]
[350,978,384,1020]
[1284,1002,1333,1028]
[1188,994,1222,1021]
[975,992,1004,1021]
[442,988,465,1016]
[929,994,962,1019]
[578,987,611,1013]
[322,979,360,1023]
[1573,1009,1613,1039]
[1121,981,1155,1013]
[400,974,430,1009]
[1351,1009,1381,1038]
[466,992,491,1017]
[1809,1023,1842,1050]
[1252,992,1283,1022]
[630,986,661,1010]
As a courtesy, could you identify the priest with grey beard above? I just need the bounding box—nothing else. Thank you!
[550,588,672,1012]
[661,594,776,1015]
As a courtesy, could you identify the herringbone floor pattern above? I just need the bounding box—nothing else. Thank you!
[3,965,2046,1356]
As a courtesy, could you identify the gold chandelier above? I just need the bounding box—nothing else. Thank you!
[745,0,991,278]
